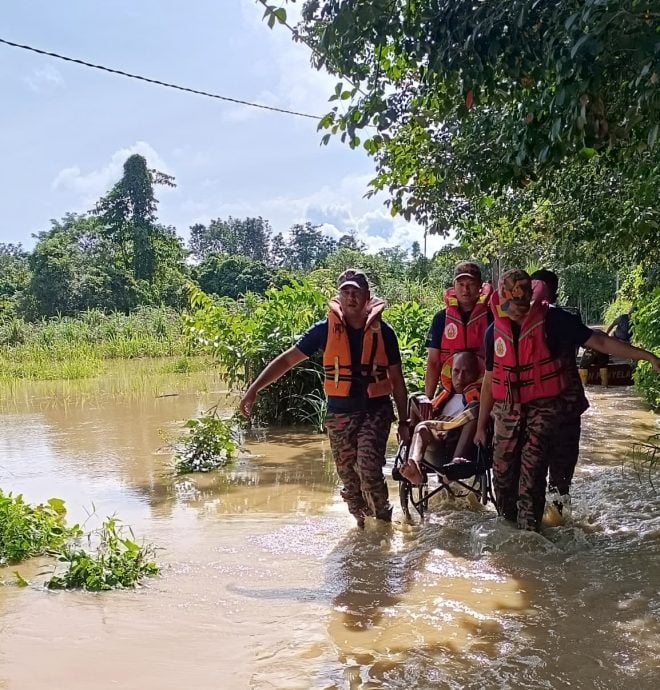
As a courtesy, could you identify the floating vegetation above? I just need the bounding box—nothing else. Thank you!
[171,407,240,474]
[624,433,660,490]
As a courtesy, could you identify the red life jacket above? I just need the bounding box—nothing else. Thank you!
[323,298,393,398]
[439,283,493,366]
[490,291,564,404]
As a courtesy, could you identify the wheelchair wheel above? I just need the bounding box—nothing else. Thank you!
[399,480,428,523]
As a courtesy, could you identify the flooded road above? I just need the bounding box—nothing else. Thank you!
[1,363,659,689]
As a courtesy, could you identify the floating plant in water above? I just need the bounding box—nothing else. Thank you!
[171,406,240,474]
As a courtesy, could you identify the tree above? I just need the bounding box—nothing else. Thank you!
[195,254,274,300]
[0,243,31,316]
[95,154,175,281]
[283,222,337,271]
[337,232,366,251]
[188,217,272,262]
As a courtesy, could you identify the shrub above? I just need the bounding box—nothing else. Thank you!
[632,287,660,410]
[186,280,329,425]
[173,412,239,473]
[0,492,80,565]
[46,517,158,591]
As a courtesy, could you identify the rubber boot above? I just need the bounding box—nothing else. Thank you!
[578,368,588,386]
[599,367,609,388]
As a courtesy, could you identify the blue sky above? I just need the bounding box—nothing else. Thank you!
[0,0,445,253]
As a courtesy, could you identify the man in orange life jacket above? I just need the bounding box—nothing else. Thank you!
[239,269,409,528]
[424,262,492,399]
[475,269,660,531]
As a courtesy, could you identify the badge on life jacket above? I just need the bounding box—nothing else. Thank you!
[495,336,507,358]
[444,323,458,340]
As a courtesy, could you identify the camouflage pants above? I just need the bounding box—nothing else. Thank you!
[548,413,581,496]
[324,402,394,524]
[493,397,560,531]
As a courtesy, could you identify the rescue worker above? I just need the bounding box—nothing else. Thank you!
[530,269,588,508]
[239,269,409,528]
[475,269,660,532]
[400,351,481,486]
[424,262,493,398]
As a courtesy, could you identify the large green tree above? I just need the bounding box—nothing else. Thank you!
[94,154,175,281]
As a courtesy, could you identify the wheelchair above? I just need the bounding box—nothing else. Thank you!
[392,394,495,522]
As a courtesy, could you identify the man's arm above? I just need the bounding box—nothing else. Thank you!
[388,363,411,444]
[239,346,309,417]
[584,331,660,372]
[425,348,442,397]
[474,371,494,447]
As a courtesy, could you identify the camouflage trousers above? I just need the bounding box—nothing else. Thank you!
[492,397,561,531]
[548,412,581,496]
[324,402,394,524]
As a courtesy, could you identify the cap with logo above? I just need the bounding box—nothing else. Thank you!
[337,269,370,291]
[453,261,482,283]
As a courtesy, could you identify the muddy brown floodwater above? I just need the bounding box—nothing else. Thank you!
[1,361,659,689]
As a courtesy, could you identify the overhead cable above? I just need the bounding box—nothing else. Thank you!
[0,36,321,120]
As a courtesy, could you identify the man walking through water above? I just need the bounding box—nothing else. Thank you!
[475,269,660,532]
[530,269,589,511]
[424,261,492,398]
[239,269,409,528]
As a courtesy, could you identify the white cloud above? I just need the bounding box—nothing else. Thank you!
[237,0,337,120]
[24,65,64,93]
[51,141,172,203]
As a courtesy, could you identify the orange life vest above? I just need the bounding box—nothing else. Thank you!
[323,298,393,398]
[439,283,493,366]
[490,291,564,405]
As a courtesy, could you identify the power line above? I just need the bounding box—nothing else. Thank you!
[0,36,322,121]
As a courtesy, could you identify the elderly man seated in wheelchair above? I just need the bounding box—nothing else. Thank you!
[394,351,493,519]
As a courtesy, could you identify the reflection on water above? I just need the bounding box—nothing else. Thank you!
[0,370,658,689]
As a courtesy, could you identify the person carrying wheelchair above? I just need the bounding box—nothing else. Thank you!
[424,261,493,398]
[475,269,660,532]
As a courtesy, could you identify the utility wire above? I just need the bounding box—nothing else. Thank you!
[0,36,322,120]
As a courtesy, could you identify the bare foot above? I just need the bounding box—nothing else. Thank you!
[400,459,424,486]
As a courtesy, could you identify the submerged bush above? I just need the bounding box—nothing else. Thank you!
[173,411,239,473]
[0,491,80,565]
[186,280,328,425]
[47,517,159,591]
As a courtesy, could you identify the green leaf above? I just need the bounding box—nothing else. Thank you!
[648,124,658,151]
[570,34,590,59]
[14,571,29,587]
[579,147,597,159]
[47,497,67,515]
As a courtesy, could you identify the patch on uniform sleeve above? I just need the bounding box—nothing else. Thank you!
[494,336,507,358]
[444,323,458,340]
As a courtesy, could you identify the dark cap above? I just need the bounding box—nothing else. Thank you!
[453,261,482,283]
[337,269,370,291]
[499,269,532,306]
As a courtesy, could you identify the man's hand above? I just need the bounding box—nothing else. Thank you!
[415,394,434,421]
[473,426,489,448]
[239,388,257,418]
[397,421,411,446]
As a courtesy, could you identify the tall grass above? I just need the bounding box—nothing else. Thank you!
[0,307,189,381]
